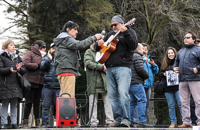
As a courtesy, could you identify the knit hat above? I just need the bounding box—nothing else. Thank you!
[33,40,46,49]
[2,40,14,50]
[111,15,125,24]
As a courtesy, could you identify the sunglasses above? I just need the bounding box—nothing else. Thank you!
[184,36,192,39]
[42,46,46,48]
[110,23,118,28]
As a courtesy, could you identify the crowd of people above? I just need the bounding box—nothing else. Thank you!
[0,14,199,129]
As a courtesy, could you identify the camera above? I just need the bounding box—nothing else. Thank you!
[149,55,155,60]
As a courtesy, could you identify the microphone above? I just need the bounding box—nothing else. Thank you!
[101,29,106,36]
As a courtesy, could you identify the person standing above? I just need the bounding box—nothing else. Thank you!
[53,21,102,98]
[189,39,200,126]
[95,15,138,127]
[129,43,149,127]
[141,43,159,121]
[40,43,60,127]
[84,43,114,127]
[174,31,200,128]
[160,47,182,128]
[22,40,46,128]
[0,40,26,129]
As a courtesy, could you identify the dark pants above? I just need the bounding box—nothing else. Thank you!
[23,84,43,119]
[190,95,197,125]
[41,87,60,124]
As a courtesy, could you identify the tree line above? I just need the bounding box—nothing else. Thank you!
[2,0,200,65]
[1,0,199,125]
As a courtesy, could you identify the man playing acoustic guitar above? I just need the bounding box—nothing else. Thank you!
[95,15,138,127]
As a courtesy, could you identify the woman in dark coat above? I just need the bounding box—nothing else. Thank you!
[0,40,26,129]
[160,47,182,128]
[22,40,46,128]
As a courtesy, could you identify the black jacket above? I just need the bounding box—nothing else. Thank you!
[131,51,149,85]
[174,44,200,81]
[0,51,26,100]
[95,28,138,68]
[40,56,60,89]
[161,59,179,93]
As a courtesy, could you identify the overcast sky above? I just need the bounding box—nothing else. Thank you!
[0,1,20,51]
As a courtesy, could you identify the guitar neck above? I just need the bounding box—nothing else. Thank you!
[113,30,121,39]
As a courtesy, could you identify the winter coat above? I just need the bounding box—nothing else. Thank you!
[131,51,149,85]
[95,28,138,68]
[84,44,107,95]
[160,59,179,93]
[143,55,159,88]
[53,32,97,76]
[0,51,26,100]
[40,55,60,89]
[22,46,44,85]
[174,44,200,81]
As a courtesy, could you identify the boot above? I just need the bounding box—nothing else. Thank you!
[1,124,8,129]
[35,118,41,128]
[12,124,20,129]
[22,119,30,129]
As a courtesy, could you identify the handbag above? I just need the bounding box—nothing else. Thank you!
[154,78,164,95]
[17,72,31,97]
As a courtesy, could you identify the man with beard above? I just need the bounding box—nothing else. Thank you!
[95,15,138,127]
[40,43,60,127]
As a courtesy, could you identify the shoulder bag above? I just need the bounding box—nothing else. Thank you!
[17,72,31,97]
[154,78,165,95]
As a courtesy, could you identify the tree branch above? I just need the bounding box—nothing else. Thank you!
[0,24,16,35]
[2,0,28,18]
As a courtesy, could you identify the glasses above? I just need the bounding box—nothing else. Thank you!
[184,36,191,39]
[110,23,118,28]
[42,46,46,48]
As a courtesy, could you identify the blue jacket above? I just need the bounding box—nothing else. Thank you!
[174,44,200,81]
[40,56,60,89]
[143,55,159,88]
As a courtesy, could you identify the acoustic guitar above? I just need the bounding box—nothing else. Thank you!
[96,18,136,64]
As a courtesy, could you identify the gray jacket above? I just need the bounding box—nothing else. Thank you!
[53,32,97,76]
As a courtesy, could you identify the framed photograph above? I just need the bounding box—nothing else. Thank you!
[166,71,179,86]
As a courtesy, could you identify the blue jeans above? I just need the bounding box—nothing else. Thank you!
[41,87,60,124]
[165,90,182,124]
[144,87,151,119]
[133,104,139,123]
[106,67,131,124]
[1,98,18,124]
[129,84,147,123]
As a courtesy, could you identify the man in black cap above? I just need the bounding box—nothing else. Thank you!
[95,15,138,127]
[40,43,60,127]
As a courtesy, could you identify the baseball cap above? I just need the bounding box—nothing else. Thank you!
[50,43,55,48]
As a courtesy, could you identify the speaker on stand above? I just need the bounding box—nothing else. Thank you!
[56,93,77,127]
